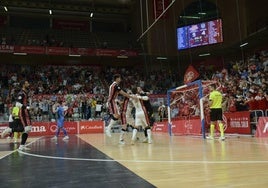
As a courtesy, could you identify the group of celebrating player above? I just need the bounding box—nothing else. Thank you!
[105,74,155,145]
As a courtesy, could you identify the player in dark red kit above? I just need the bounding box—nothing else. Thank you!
[1,80,32,150]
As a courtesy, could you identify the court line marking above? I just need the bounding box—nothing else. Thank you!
[17,150,268,164]
[0,137,43,160]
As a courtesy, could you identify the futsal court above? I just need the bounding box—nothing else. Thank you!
[1,132,268,188]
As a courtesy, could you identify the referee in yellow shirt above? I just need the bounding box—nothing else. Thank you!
[207,84,225,141]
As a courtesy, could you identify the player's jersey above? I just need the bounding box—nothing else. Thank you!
[108,81,121,115]
[131,95,150,128]
[17,89,28,107]
[17,89,31,127]
[121,97,134,125]
[108,82,121,103]
[209,90,222,109]
[56,106,65,127]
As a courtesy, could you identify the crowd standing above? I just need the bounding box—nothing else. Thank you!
[0,51,267,125]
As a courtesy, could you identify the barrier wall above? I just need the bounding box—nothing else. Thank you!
[152,111,252,135]
[0,121,104,136]
[255,117,268,137]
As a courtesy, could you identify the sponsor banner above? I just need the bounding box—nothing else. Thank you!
[28,121,78,136]
[95,49,138,57]
[95,49,119,56]
[224,111,251,134]
[171,119,201,135]
[0,45,14,53]
[29,122,51,136]
[69,48,95,56]
[152,122,168,133]
[14,45,45,54]
[255,117,268,137]
[79,121,104,134]
[0,45,138,57]
[46,47,69,55]
[0,123,9,134]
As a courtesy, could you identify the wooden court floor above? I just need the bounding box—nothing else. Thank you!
[1,132,268,188]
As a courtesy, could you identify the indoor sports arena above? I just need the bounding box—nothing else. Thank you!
[0,0,268,187]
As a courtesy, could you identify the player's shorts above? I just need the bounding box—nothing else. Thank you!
[210,108,223,121]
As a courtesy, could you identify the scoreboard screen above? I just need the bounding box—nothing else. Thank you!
[177,19,223,50]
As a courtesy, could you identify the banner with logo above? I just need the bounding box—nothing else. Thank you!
[79,121,104,134]
[224,111,251,134]
[0,121,104,137]
[152,121,168,133]
[171,119,202,135]
[255,117,268,137]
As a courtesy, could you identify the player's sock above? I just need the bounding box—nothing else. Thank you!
[147,129,152,144]
[219,123,225,138]
[210,124,215,138]
[119,129,126,141]
[132,128,137,141]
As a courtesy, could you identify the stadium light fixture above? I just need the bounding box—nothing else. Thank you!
[49,9,52,15]
[90,12,93,18]
[198,53,210,57]
[69,54,81,57]
[156,57,167,60]
[13,52,27,55]
[4,6,8,12]
[180,15,200,19]
[239,42,248,48]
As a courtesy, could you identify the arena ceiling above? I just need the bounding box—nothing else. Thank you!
[1,0,136,20]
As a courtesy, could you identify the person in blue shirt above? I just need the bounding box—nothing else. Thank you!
[51,101,69,141]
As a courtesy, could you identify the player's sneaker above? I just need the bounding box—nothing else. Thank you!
[105,127,112,137]
[142,138,148,143]
[18,145,31,151]
[1,127,12,138]
[219,136,225,141]
[148,138,152,144]
[119,140,125,145]
[131,139,135,145]
[206,136,214,140]
[63,136,69,140]
[51,136,57,140]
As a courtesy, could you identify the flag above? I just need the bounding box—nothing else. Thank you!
[183,65,200,84]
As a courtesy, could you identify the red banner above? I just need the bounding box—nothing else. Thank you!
[14,45,45,54]
[152,121,168,133]
[0,121,104,137]
[255,117,268,137]
[0,45,138,57]
[0,45,14,53]
[46,47,69,55]
[69,48,95,56]
[223,111,251,134]
[171,119,202,135]
[79,121,104,134]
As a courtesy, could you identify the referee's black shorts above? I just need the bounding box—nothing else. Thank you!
[210,108,223,121]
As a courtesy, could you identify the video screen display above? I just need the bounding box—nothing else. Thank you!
[177,19,223,50]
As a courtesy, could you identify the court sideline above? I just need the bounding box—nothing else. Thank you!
[1,133,268,188]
